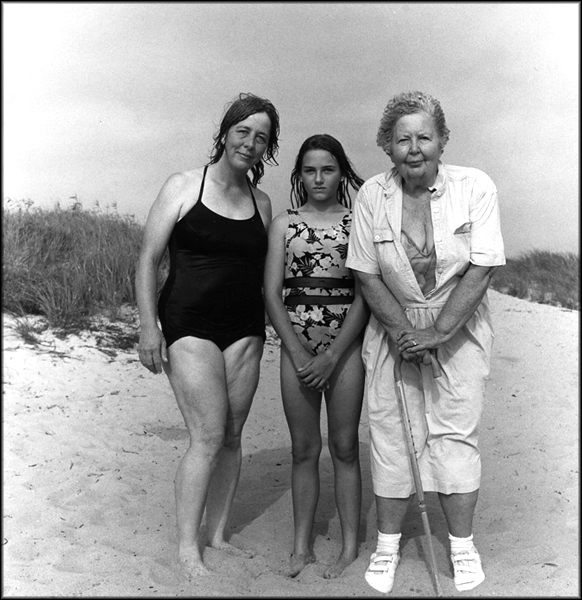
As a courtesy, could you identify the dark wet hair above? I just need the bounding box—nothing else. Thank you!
[208,92,280,186]
[290,134,364,208]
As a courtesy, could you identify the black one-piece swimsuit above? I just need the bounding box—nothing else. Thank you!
[158,166,268,351]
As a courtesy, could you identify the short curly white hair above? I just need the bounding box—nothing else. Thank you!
[376,91,450,154]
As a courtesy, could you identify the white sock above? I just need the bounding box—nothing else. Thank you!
[449,532,475,554]
[376,531,401,555]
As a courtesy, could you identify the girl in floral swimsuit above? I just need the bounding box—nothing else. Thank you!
[264,134,369,580]
[283,210,355,353]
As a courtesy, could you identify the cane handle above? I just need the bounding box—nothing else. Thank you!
[429,353,442,378]
[395,352,442,379]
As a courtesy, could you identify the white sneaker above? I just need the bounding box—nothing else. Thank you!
[451,547,485,591]
[365,552,400,593]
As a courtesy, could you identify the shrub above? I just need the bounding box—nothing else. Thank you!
[2,200,158,329]
[491,250,579,310]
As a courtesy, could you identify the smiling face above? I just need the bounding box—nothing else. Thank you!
[387,111,443,186]
[224,112,271,171]
[299,149,342,205]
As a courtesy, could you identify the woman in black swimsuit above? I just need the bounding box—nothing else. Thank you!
[135,93,280,579]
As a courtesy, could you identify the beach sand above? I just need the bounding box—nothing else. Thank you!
[3,290,579,597]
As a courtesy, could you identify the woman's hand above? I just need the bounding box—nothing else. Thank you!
[138,326,168,374]
[396,327,445,362]
[296,349,337,392]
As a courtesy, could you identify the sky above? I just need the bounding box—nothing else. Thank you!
[3,2,579,257]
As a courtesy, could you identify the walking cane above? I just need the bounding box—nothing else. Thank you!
[394,352,443,597]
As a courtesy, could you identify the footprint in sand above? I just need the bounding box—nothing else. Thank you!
[150,557,188,585]
[53,546,131,574]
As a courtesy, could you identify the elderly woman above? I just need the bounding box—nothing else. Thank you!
[346,91,505,593]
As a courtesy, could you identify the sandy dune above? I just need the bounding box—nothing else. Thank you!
[3,290,579,597]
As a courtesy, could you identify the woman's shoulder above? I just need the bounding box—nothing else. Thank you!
[161,167,205,198]
[442,164,496,189]
[356,171,396,199]
[146,168,204,224]
[250,183,272,207]
[272,208,293,225]
[267,209,292,236]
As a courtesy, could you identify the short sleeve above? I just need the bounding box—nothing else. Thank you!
[346,187,381,275]
[469,173,506,267]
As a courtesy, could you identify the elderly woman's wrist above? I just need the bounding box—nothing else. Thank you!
[433,324,452,344]
[390,327,410,346]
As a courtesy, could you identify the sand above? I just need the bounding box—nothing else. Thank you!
[3,290,579,597]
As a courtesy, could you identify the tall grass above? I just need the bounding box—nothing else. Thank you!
[2,201,578,341]
[490,250,579,310]
[2,200,168,330]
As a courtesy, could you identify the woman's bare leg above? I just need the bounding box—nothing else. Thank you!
[438,490,479,537]
[204,336,263,555]
[164,337,230,578]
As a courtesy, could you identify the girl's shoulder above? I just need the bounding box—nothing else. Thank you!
[280,208,303,226]
[273,208,299,221]
[297,206,351,230]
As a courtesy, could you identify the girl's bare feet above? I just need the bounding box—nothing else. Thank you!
[288,551,316,577]
[323,553,356,579]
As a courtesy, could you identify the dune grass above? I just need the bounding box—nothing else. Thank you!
[490,250,579,311]
[2,200,578,346]
[2,200,167,345]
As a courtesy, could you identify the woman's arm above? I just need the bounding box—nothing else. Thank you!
[397,264,498,355]
[353,271,412,341]
[263,212,315,370]
[135,173,191,373]
[254,187,273,232]
[352,269,431,364]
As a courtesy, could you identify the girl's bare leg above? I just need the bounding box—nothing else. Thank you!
[280,347,322,577]
[323,340,364,578]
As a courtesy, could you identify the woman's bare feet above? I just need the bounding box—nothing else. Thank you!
[288,552,316,577]
[209,540,255,559]
[323,553,356,579]
[178,546,211,580]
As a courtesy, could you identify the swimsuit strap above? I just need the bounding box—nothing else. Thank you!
[401,227,436,258]
[286,208,349,230]
[246,176,258,210]
[198,165,209,202]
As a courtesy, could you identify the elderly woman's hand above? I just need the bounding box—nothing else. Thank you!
[397,326,445,357]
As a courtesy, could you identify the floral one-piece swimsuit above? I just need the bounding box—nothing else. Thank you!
[283,209,355,355]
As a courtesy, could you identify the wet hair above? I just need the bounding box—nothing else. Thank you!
[208,92,280,186]
[376,91,450,155]
[290,134,364,208]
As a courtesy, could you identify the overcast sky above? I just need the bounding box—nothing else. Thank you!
[3,2,579,257]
